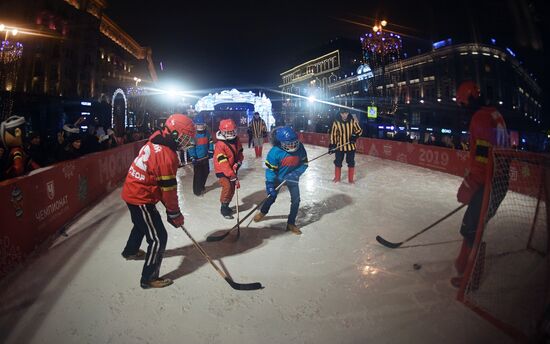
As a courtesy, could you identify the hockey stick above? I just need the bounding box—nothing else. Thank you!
[206,181,287,242]
[180,225,263,290]
[376,204,467,248]
[235,181,241,239]
[205,142,350,242]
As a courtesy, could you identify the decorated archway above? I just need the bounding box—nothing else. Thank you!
[194,89,274,130]
[111,88,127,135]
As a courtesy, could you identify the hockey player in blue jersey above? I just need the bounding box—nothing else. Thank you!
[187,115,214,196]
[253,126,308,235]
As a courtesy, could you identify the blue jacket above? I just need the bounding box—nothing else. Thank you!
[188,130,214,159]
[265,144,308,183]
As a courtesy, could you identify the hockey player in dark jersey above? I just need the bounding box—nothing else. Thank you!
[253,126,308,235]
[121,114,195,289]
[187,115,214,196]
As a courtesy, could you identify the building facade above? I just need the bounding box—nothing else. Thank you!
[0,0,156,136]
[280,38,544,150]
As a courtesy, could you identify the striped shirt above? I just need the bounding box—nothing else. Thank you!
[329,115,363,152]
[250,118,267,138]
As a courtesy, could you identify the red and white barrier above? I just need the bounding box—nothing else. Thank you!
[0,141,144,279]
[298,132,540,196]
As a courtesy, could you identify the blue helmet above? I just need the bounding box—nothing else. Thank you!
[275,126,299,152]
[194,115,206,130]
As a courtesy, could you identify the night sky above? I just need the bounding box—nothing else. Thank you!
[105,0,543,93]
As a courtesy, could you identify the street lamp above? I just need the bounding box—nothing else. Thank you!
[361,19,402,115]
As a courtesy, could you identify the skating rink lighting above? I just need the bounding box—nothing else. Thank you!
[81,101,92,106]
[452,97,457,101]
[398,126,405,130]
[410,127,419,131]
[307,95,316,103]
[378,125,384,129]
[441,128,452,134]
[461,131,468,134]
[498,101,503,105]
[426,128,433,132]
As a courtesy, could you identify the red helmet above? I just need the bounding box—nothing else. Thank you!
[219,119,236,139]
[456,81,480,107]
[165,114,196,149]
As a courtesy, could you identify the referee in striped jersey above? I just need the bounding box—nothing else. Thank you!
[328,110,363,183]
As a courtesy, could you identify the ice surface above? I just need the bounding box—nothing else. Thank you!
[0,144,514,343]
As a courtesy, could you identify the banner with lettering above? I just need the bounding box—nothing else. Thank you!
[297,132,540,196]
[0,141,144,279]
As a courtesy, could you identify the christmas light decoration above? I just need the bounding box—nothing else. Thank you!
[360,20,403,115]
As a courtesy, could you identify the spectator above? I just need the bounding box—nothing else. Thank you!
[0,141,7,181]
[1,115,39,178]
[58,124,83,161]
[26,131,48,166]
[81,126,101,155]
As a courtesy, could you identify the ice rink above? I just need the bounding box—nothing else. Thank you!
[0,143,514,344]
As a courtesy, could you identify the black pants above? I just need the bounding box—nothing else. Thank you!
[334,150,356,167]
[248,134,253,148]
[193,158,210,195]
[123,203,168,284]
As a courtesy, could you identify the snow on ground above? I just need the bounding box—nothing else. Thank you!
[0,143,514,344]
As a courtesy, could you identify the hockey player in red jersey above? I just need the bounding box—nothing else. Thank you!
[214,119,244,219]
[451,81,509,288]
[121,114,195,289]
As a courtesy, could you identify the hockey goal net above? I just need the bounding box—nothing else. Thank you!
[457,148,550,341]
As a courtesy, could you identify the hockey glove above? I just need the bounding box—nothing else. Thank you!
[328,144,336,154]
[166,210,184,228]
[350,134,358,144]
[457,175,482,204]
[233,162,241,173]
[266,182,277,199]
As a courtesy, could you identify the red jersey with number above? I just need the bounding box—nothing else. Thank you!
[121,131,180,213]
[468,106,508,185]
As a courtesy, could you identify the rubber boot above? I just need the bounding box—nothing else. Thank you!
[348,167,355,184]
[333,167,341,183]
[451,239,471,288]
[454,239,470,275]
[255,146,260,158]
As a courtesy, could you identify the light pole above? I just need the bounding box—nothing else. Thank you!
[361,19,403,117]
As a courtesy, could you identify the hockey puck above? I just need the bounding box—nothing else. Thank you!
[413,263,422,270]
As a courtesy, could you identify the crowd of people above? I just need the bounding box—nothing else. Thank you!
[0,115,152,182]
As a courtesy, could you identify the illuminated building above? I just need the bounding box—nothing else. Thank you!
[0,0,156,134]
[280,37,543,150]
